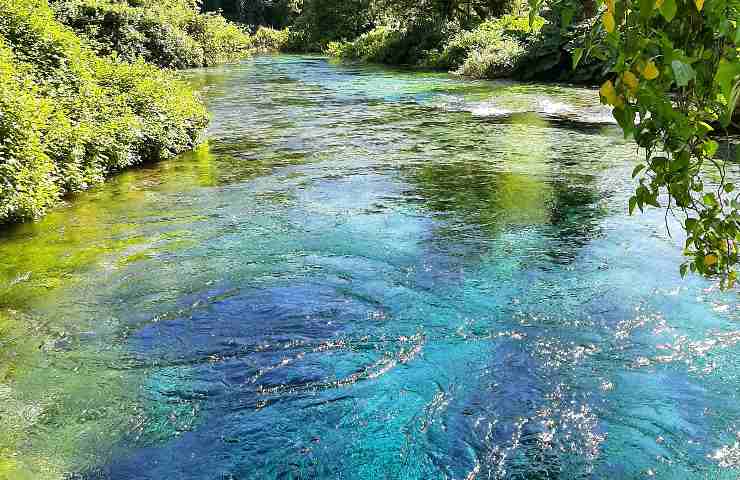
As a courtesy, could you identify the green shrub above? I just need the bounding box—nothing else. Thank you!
[456,37,525,78]
[495,13,546,37]
[0,44,59,220]
[0,0,208,223]
[427,22,505,69]
[280,27,313,52]
[428,14,544,72]
[327,14,543,75]
[53,0,251,68]
[326,26,400,61]
[326,22,451,65]
[249,26,292,53]
[186,11,252,65]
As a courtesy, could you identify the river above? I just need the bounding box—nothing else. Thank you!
[1,55,740,479]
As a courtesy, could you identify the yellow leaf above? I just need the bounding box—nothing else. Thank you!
[655,0,664,7]
[603,11,616,33]
[600,80,623,108]
[705,254,718,266]
[606,0,616,13]
[622,71,639,95]
[695,0,704,10]
[642,61,659,80]
[600,80,616,103]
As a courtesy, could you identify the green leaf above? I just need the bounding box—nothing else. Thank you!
[629,196,637,215]
[613,105,636,137]
[723,81,740,128]
[639,0,654,20]
[659,0,677,22]
[725,183,735,193]
[671,152,689,172]
[572,48,584,70]
[671,60,696,87]
[561,6,575,29]
[702,140,719,157]
[715,59,740,101]
[697,121,714,134]
[651,156,669,170]
[528,0,544,27]
[680,263,688,278]
[686,218,699,232]
[632,164,646,178]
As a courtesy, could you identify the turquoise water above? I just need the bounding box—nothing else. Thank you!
[2,55,740,479]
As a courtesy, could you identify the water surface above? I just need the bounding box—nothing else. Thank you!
[2,55,740,479]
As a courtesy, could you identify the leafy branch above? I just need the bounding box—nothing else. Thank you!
[531,0,740,287]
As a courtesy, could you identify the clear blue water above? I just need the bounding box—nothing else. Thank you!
[2,55,740,479]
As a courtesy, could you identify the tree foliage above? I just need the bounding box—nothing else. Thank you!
[294,0,373,46]
[53,0,252,68]
[531,0,740,285]
[202,0,301,28]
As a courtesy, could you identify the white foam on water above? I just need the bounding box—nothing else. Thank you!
[579,105,618,124]
[536,99,574,115]
[470,102,515,117]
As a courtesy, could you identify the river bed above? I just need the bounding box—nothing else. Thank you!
[1,55,740,479]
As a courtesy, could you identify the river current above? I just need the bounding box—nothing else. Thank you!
[2,55,740,479]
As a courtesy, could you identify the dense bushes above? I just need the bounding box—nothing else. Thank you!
[327,15,545,80]
[326,26,401,62]
[428,15,544,77]
[454,36,525,78]
[53,0,251,68]
[326,20,455,65]
[185,10,252,65]
[197,0,606,83]
[0,44,58,220]
[0,0,208,223]
[249,26,293,53]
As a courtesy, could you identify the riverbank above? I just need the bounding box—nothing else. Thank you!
[243,10,608,85]
[324,13,606,84]
[0,0,256,225]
